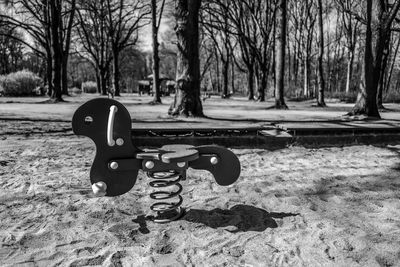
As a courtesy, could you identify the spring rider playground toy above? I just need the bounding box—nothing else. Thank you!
[72,98,241,223]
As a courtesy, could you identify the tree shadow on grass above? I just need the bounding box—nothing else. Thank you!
[183,204,298,233]
[131,119,203,124]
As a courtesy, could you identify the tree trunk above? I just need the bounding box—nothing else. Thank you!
[287,33,291,87]
[316,0,326,107]
[99,68,108,95]
[209,68,216,92]
[46,51,53,97]
[396,75,400,93]
[151,0,161,103]
[50,0,63,102]
[303,57,309,97]
[61,54,69,95]
[95,70,101,94]
[293,40,299,87]
[384,35,400,95]
[222,58,229,98]
[254,65,260,99]
[248,66,254,100]
[112,48,121,96]
[326,30,331,93]
[345,50,354,94]
[61,0,75,96]
[168,0,203,117]
[377,34,391,108]
[274,0,288,109]
[258,72,266,102]
[231,56,235,94]
[215,48,221,93]
[349,0,384,118]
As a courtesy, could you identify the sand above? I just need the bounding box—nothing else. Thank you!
[1,119,400,267]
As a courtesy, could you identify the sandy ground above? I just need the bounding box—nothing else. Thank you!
[1,118,400,266]
[1,95,400,266]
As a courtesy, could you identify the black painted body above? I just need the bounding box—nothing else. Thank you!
[72,98,241,197]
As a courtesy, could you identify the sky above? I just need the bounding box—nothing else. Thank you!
[138,0,176,52]
[139,17,175,52]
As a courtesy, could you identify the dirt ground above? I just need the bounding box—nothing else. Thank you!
[1,95,400,266]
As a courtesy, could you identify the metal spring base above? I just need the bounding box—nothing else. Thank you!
[147,170,185,223]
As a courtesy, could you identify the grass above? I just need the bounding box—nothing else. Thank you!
[0,93,400,126]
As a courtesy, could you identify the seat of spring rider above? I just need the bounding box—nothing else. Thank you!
[136,144,199,163]
[137,144,240,187]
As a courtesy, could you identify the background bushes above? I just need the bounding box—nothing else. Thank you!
[68,87,82,95]
[0,70,42,96]
[81,81,98,94]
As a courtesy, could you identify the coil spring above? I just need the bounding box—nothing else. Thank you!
[147,170,184,223]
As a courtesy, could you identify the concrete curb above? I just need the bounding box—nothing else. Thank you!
[132,132,400,149]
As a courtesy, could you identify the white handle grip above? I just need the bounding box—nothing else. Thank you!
[107,105,118,146]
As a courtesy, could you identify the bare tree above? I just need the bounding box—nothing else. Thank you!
[316,0,326,107]
[288,0,316,98]
[302,1,316,98]
[0,0,75,101]
[228,1,257,100]
[76,0,112,95]
[274,0,287,109]
[168,0,203,116]
[336,0,361,94]
[150,0,165,103]
[106,0,149,97]
[201,0,233,98]
[0,17,24,74]
[349,0,400,117]
[49,0,63,101]
[382,32,400,100]
[60,0,76,96]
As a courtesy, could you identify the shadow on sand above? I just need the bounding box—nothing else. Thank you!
[132,205,298,233]
[183,204,298,233]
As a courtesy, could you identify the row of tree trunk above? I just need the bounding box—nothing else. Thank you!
[181,0,400,118]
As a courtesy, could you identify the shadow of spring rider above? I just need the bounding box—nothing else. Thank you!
[72,98,241,223]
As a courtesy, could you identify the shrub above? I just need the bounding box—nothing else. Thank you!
[32,86,46,96]
[68,87,82,95]
[0,76,7,96]
[81,81,98,93]
[326,91,358,103]
[383,90,400,103]
[0,70,42,97]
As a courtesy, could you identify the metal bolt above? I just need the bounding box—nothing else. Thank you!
[177,162,186,168]
[92,181,107,197]
[145,161,155,169]
[210,156,219,165]
[84,116,93,125]
[110,161,118,170]
[116,138,124,146]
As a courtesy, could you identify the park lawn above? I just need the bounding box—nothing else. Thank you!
[1,93,400,125]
